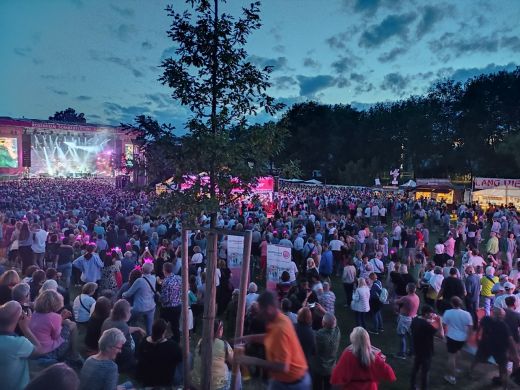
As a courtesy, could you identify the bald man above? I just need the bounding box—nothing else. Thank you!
[0,301,42,390]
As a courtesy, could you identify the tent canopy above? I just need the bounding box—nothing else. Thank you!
[400,179,416,188]
[305,179,322,185]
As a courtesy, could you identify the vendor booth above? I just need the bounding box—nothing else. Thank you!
[414,178,456,204]
[472,177,520,208]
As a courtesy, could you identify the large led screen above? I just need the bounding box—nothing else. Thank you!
[0,137,18,168]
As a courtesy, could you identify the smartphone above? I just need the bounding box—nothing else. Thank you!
[309,303,316,308]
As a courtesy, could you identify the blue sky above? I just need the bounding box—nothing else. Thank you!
[1,0,519,129]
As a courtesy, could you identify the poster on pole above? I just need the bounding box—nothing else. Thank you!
[227,235,245,289]
[266,244,292,291]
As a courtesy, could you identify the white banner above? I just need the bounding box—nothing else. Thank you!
[474,177,520,190]
[266,244,292,291]
[227,235,244,289]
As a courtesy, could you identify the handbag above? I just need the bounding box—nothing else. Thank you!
[143,276,161,304]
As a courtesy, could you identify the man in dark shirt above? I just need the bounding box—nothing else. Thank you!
[437,268,466,314]
[504,296,520,344]
[410,305,444,390]
[470,308,519,389]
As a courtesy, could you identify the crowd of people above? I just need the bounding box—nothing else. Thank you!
[1,178,520,389]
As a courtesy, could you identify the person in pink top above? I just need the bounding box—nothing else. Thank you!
[29,290,78,361]
[394,283,420,359]
[444,232,456,258]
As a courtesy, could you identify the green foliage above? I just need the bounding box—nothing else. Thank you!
[274,67,520,184]
[49,108,86,123]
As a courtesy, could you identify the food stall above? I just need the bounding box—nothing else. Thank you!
[472,177,520,208]
[414,178,456,204]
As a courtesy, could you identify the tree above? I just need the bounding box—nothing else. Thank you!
[48,108,86,123]
[158,0,284,226]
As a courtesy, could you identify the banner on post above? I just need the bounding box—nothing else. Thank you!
[266,244,292,291]
[227,235,245,289]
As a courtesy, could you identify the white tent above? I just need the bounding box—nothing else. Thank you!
[472,188,520,208]
[304,179,323,185]
[400,179,416,188]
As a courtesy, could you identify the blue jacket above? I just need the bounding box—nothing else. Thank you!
[319,250,333,276]
[122,274,156,312]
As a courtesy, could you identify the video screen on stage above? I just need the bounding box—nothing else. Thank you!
[31,131,116,177]
[0,137,19,168]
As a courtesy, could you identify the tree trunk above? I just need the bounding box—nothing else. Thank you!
[200,232,218,389]
[181,229,191,389]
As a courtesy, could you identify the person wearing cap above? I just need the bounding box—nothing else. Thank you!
[494,281,517,309]
[481,266,499,316]
[246,282,259,312]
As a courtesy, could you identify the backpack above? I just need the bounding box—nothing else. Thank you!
[379,287,389,304]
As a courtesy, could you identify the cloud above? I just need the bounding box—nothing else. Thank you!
[359,12,417,48]
[269,27,282,42]
[350,101,375,111]
[352,0,381,14]
[76,95,92,101]
[110,4,134,17]
[160,47,177,61]
[90,51,144,78]
[13,47,31,56]
[326,32,350,50]
[303,57,321,70]
[48,87,68,96]
[296,75,337,96]
[380,73,411,95]
[273,45,286,53]
[448,62,518,83]
[350,73,366,83]
[141,41,153,50]
[111,24,137,42]
[429,32,499,58]
[416,5,450,40]
[143,93,173,109]
[502,36,520,52]
[378,47,407,62]
[32,58,44,65]
[273,76,297,90]
[331,53,361,74]
[247,55,288,72]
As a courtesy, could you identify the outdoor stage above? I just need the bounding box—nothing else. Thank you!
[0,117,135,178]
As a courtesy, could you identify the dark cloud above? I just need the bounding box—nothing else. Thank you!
[448,62,518,83]
[48,87,68,96]
[352,0,381,13]
[143,93,172,109]
[141,41,153,50]
[110,4,134,17]
[381,73,410,95]
[103,102,149,120]
[247,55,288,72]
[325,32,349,50]
[416,5,450,40]
[76,95,92,101]
[303,57,321,70]
[13,47,31,56]
[32,58,44,65]
[90,51,144,78]
[378,47,407,62]
[269,27,282,42]
[502,36,520,52]
[273,45,286,53]
[359,12,417,48]
[273,76,297,90]
[111,24,137,42]
[296,75,337,96]
[69,0,83,8]
[350,73,366,83]
[331,53,361,74]
[429,32,499,57]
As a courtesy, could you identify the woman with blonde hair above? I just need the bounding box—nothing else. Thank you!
[0,269,21,304]
[306,257,319,281]
[331,327,396,389]
[351,278,371,329]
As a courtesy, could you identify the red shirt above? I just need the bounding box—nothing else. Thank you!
[331,349,396,390]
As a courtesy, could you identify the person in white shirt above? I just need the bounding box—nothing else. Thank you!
[442,297,473,385]
[369,252,385,276]
[245,282,259,311]
[467,249,486,269]
[392,222,401,248]
[31,223,48,269]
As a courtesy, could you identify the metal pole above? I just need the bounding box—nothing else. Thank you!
[200,232,218,390]
[181,229,190,389]
[230,230,253,390]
